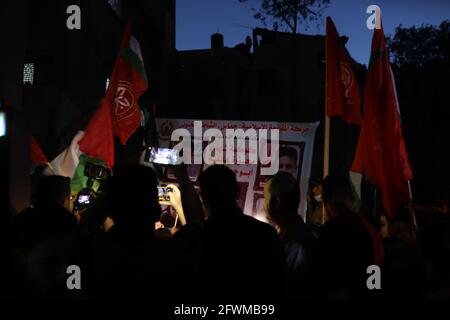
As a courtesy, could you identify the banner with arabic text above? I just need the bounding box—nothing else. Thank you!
[156,118,318,221]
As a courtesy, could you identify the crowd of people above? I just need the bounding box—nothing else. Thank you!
[2,162,450,300]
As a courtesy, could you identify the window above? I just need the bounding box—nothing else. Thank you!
[23,63,34,85]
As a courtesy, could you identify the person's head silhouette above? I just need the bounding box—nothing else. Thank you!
[322,174,356,217]
[264,171,300,227]
[199,165,240,216]
[107,165,161,229]
[34,175,71,209]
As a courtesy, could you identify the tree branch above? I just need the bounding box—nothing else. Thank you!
[272,1,295,32]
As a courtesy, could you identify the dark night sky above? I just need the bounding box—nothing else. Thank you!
[176,0,450,65]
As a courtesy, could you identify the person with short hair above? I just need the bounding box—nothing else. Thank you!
[35,175,72,209]
[314,174,384,299]
[197,165,285,301]
[264,171,315,299]
[86,165,172,299]
[12,175,77,251]
[11,175,80,298]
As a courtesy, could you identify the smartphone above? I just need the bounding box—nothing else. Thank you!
[158,186,173,201]
[77,194,91,205]
[74,189,92,211]
[145,147,179,165]
[0,112,6,137]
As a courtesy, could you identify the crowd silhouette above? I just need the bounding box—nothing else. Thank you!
[3,163,450,300]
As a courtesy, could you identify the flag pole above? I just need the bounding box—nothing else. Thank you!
[407,180,418,241]
[322,30,330,225]
[47,162,56,174]
[323,117,330,178]
[322,115,330,224]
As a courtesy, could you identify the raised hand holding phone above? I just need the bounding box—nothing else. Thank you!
[145,147,180,165]
[158,184,186,226]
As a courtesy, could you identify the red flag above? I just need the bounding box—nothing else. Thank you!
[326,17,362,124]
[79,99,115,169]
[106,21,148,145]
[351,24,413,219]
[30,136,49,165]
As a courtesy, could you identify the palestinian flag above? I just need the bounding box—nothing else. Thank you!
[38,21,147,185]
[42,98,114,178]
[30,136,49,165]
[106,21,148,145]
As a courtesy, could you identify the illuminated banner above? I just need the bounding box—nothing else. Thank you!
[156,118,318,220]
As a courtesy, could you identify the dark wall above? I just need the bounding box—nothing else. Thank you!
[163,30,362,183]
[22,0,176,162]
[0,0,30,214]
[395,62,450,201]
[23,0,123,159]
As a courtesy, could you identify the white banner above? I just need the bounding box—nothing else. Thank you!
[156,118,318,221]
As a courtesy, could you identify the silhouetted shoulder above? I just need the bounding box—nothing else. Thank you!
[239,213,278,236]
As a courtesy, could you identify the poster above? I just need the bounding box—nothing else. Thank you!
[156,118,318,221]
